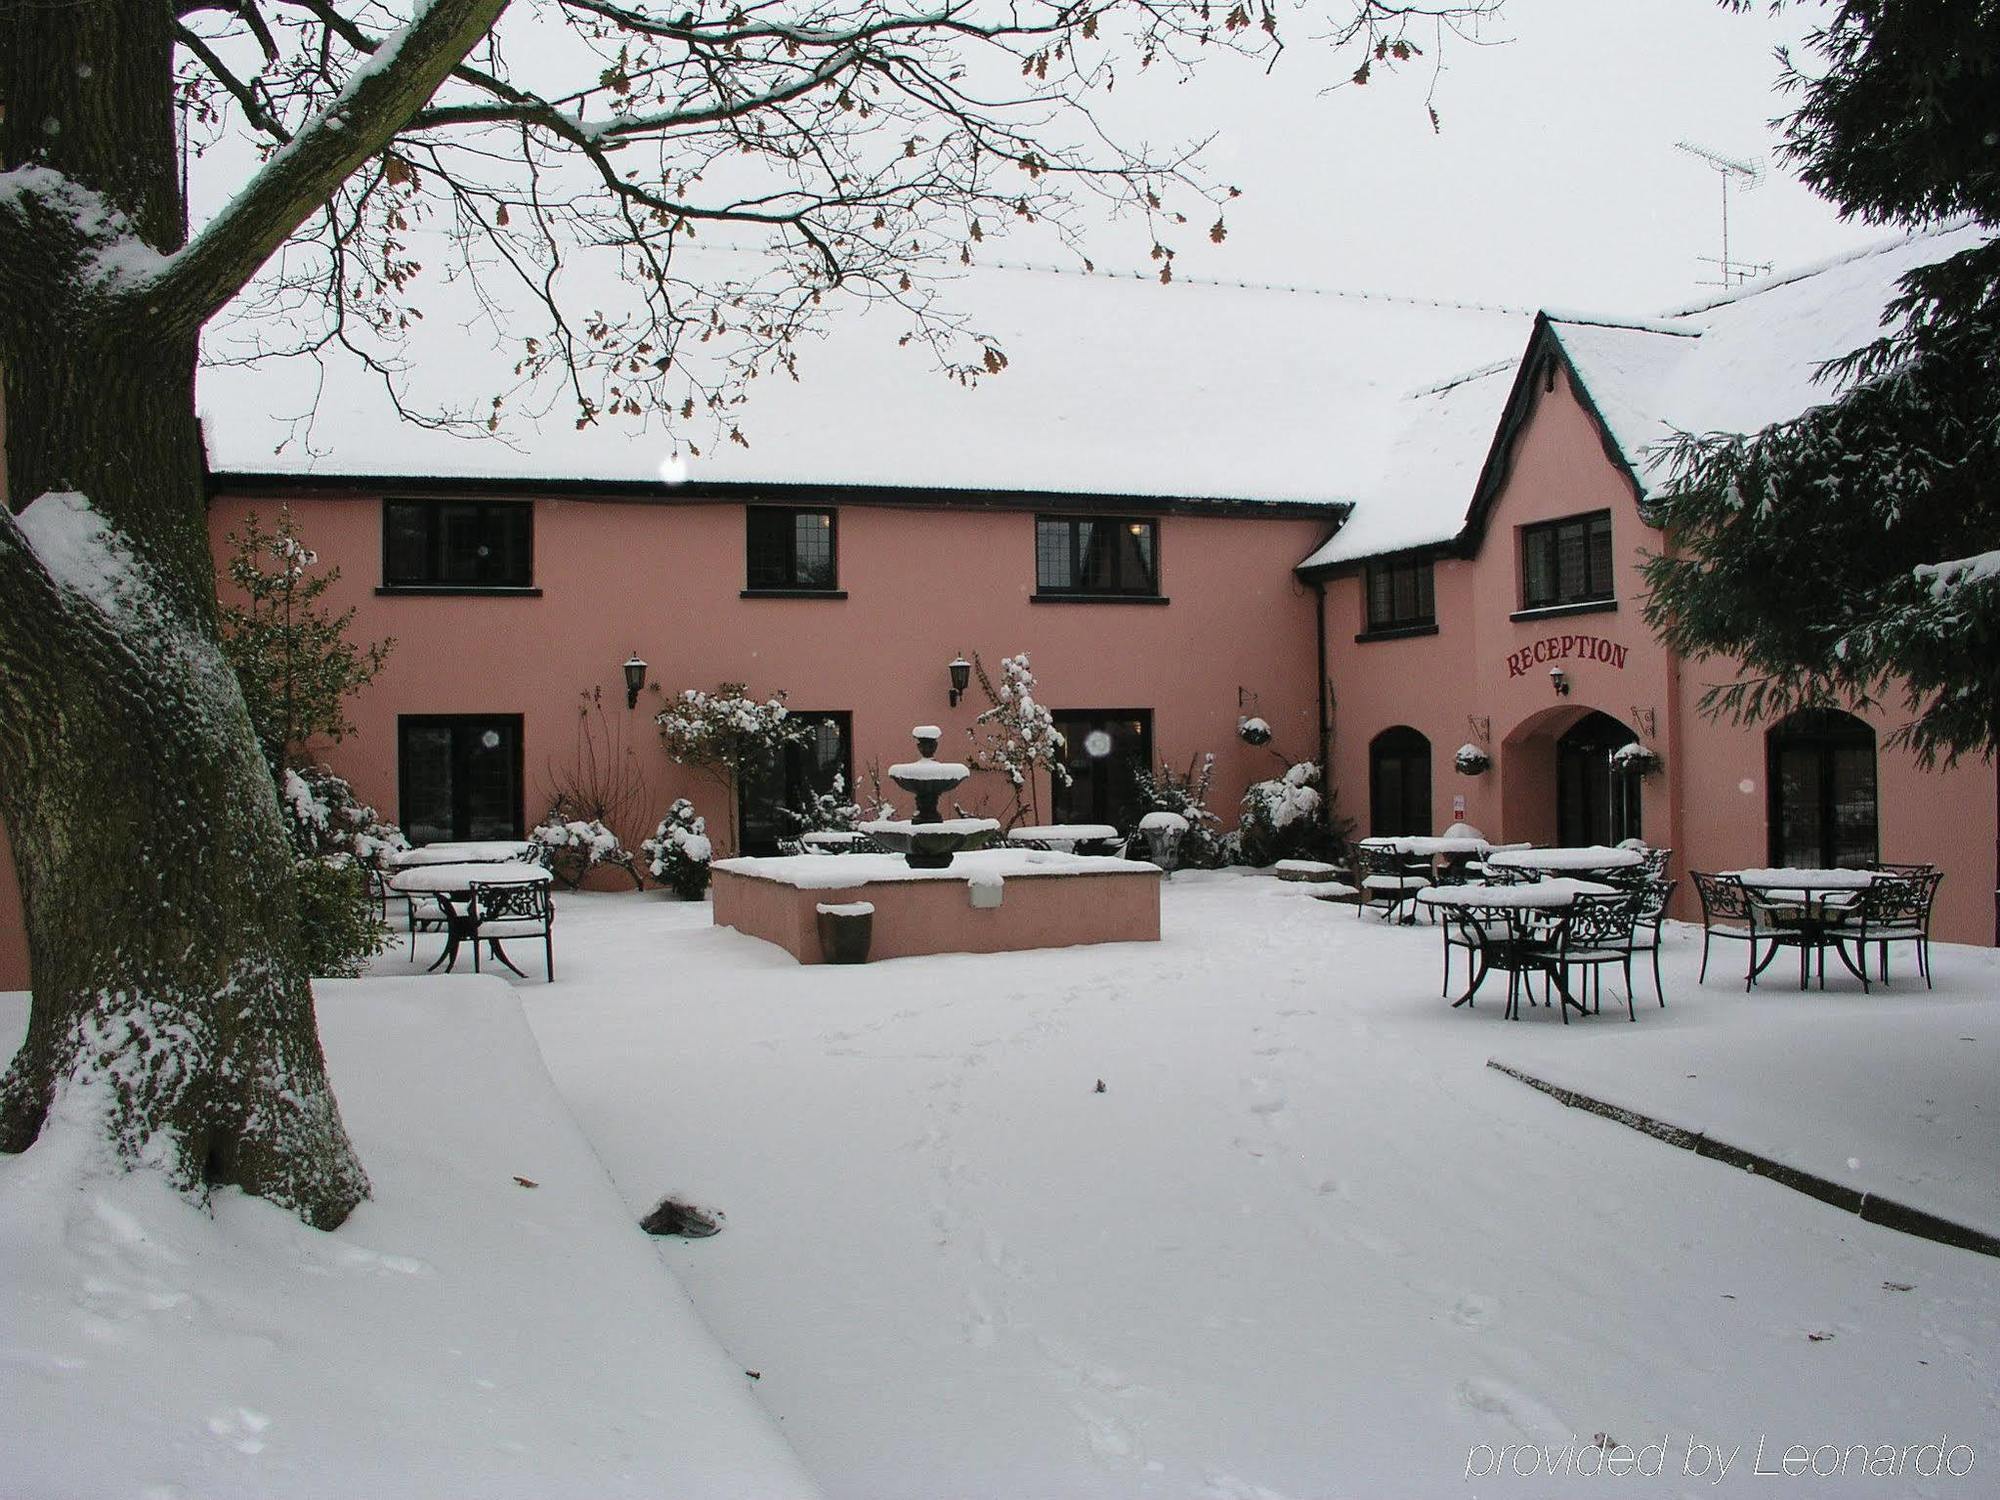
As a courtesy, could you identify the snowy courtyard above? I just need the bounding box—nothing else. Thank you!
[463,876,1998,1495]
[6,873,1998,1497]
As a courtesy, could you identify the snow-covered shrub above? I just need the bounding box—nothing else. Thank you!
[276,765,402,975]
[778,774,883,853]
[1130,754,1228,868]
[655,683,805,854]
[643,799,714,899]
[528,804,641,889]
[1236,762,1333,867]
[1454,743,1492,776]
[968,652,1070,828]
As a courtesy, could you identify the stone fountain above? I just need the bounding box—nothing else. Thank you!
[860,726,999,869]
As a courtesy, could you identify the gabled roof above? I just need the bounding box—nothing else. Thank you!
[1297,222,1991,574]
[197,258,1526,509]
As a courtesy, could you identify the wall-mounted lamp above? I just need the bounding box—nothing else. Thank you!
[947,656,972,708]
[623,651,649,710]
[1549,665,1570,697]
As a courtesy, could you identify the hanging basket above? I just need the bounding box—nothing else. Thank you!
[1453,744,1491,776]
[1238,715,1273,748]
[1610,743,1663,778]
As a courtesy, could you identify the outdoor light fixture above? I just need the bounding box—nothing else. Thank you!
[948,656,972,707]
[623,651,649,709]
[1549,665,1571,697]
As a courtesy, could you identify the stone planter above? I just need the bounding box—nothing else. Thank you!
[815,902,875,964]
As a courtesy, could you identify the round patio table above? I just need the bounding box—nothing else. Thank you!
[388,861,553,973]
[1725,868,1885,988]
[389,840,537,867]
[1005,824,1123,854]
[1419,879,1619,1020]
[1485,845,1644,879]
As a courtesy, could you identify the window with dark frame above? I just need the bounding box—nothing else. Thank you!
[745,506,838,591]
[1767,709,1879,869]
[1364,557,1436,632]
[397,715,524,844]
[1520,511,1614,611]
[1035,516,1159,597]
[383,499,533,589]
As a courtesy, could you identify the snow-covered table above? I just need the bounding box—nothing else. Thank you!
[389,840,537,867]
[1004,824,1123,853]
[1418,879,1622,1021]
[388,862,553,974]
[1723,868,1889,990]
[1485,845,1644,878]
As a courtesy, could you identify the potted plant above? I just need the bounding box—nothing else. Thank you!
[1610,742,1663,777]
[1454,743,1492,776]
[1238,715,1273,748]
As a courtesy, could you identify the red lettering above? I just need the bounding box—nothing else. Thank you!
[1507,650,1526,679]
[1612,643,1628,669]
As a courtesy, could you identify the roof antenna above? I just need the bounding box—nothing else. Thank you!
[1674,141,1772,290]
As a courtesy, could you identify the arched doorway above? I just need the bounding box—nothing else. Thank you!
[1555,711,1642,846]
[1767,708,1877,867]
[1369,726,1432,836]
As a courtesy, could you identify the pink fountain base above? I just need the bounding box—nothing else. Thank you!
[709,850,1162,964]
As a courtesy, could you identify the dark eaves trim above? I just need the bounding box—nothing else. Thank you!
[207,471,1355,522]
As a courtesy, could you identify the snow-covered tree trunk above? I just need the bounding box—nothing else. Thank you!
[0,0,507,1227]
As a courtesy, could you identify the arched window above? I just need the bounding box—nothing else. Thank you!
[1767,709,1877,868]
[1369,726,1432,837]
[1556,711,1641,846]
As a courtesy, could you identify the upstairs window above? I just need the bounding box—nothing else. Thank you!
[383,499,532,589]
[1364,558,1435,631]
[1520,511,1613,611]
[746,506,837,591]
[1035,516,1159,597]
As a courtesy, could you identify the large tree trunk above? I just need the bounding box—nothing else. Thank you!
[0,1,367,1226]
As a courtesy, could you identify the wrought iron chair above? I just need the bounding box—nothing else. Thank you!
[1689,871,1792,990]
[1557,891,1643,1020]
[467,880,556,981]
[1613,878,1677,1008]
[1834,869,1943,990]
[1350,841,1431,923]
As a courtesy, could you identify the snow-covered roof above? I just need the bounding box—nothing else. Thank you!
[198,257,1527,507]
[1289,358,1521,563]
[1298,222,1991,570]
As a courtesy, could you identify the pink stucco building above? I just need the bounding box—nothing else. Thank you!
[1,229,1994,988]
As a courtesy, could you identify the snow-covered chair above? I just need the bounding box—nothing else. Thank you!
[1351,841,1430,923]
[468,880,556,981]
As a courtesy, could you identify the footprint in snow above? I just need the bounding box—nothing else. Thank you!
[206,1406,271,1456]
[1447,1292,1494,1331]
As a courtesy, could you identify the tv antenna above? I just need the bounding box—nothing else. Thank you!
[1674,140,1771,288]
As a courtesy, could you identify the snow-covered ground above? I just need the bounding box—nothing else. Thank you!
[504,874,1999,1498]
[0,978,819,1500]
[5,873,1997,1497]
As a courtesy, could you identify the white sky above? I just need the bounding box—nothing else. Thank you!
[1080,0,1876,313]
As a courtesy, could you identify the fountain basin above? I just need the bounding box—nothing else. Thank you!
[860,816,999,869]
[710,849,1161,964]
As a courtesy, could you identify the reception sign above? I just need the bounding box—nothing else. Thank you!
[1506,633,1629,678]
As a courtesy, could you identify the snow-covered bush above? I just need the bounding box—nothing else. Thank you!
[276,765,402,975]
[1454,743,1491,776]
[778,773,885,853]
[968,652,1070,828]
[280,763,407,868]
[529,804,641,888]
[643,799,714,899]
[1130,754,1228,868]
[655,683,805,854]
[1236,762,1333,867]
